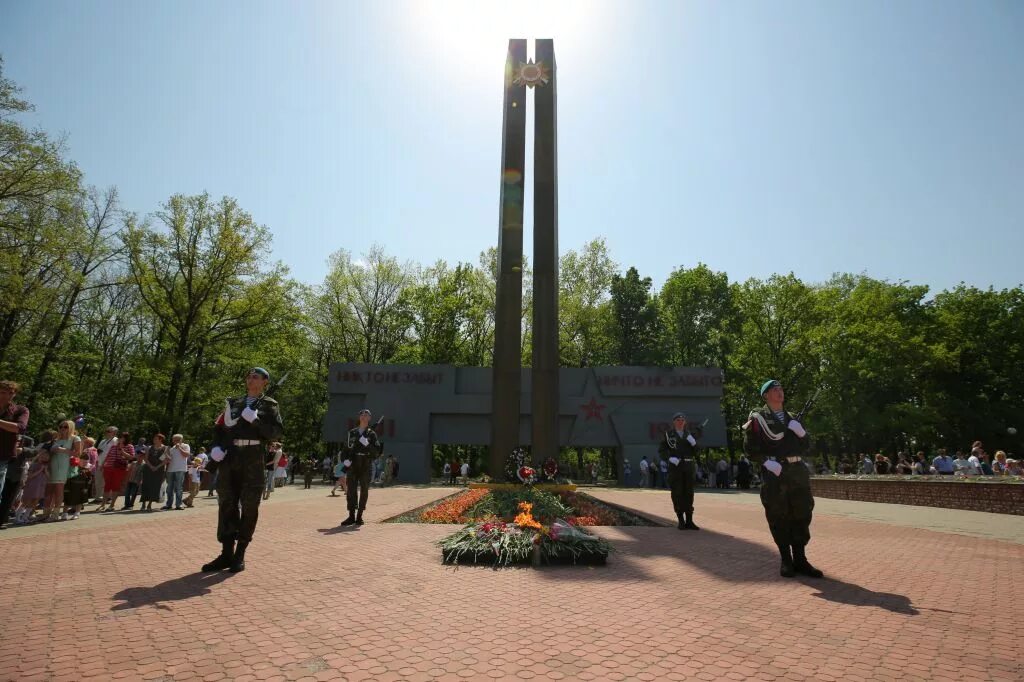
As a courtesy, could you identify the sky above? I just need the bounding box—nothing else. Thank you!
[2,0,1022,293]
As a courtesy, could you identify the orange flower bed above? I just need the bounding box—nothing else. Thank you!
[419,489,489,523]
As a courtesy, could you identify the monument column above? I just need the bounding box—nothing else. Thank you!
[531,39,559,462]
[489,39,528,477]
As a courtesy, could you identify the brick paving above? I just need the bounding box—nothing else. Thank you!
[1,484,1021,681]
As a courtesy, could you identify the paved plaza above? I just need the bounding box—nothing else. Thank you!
[1,484,1021,681]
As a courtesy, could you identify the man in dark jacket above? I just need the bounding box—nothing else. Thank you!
[658,412,700,530]
[340,409,381,526]
[202,367,284,573]
[742,379,822,578]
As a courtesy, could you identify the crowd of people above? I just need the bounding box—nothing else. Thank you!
[321,450,401,494]
[0,377,326,529]
[835,444,1021,477]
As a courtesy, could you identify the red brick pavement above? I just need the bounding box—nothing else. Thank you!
[0,485,1021,681]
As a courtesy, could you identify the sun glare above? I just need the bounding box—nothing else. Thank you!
[401,0,608,76]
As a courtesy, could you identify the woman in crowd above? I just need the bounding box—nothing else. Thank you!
[274,450,288,488]
[139,433,166,511]
[1006,459,1022,476]
[895,454,914,475]
[16,431,52,523]
[874,453,891,475]
[100,432,134,511]
[992,451,1008,475]
[912,451,930,475]
[45,420,81,520]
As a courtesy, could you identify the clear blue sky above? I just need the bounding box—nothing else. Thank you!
[2,0,1022,293]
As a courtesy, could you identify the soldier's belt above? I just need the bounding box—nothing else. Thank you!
[233,439,262,447]
[785,456,802,464]
[682,458,693,462]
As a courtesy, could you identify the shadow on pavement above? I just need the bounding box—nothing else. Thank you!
[802,576,920,615]
[111,571,233,611]
[317,525,361,535]
[535,525,919,615]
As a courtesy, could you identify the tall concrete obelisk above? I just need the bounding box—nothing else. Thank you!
[489,39,528,477]
[531,39,559,463]
[490,39,559,477]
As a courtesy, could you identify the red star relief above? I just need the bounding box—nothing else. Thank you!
[580,397,607,422]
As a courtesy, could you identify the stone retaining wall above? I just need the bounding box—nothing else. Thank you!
[810,477,1024,516]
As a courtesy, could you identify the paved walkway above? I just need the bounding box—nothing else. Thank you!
[1,485,1021,681]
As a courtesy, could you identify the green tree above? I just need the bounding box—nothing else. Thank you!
[125,193,290,431]
[609,266,662,366]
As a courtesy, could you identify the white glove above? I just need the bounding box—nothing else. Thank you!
[763,460,782,476]
[242,407,259,423]
[358,436,369,447]
[668,457,680,466]
[787,420,806,438]
[686,434,697,447]
[210,446,226,462]
[343,459,352,468]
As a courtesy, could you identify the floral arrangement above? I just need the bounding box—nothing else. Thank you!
[542,457,558,481]
[438,500,613,566]
[517,465,537,485]
[504,448,529,483]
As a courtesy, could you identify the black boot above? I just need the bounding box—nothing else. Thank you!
[202,541,234,572]
[355,511,364,526]
[684,512,700,530]
[677,514,686,530]
[230,541,248,573]
[340,512,356,526]
[792,544,823,578]
[778,544,796,578]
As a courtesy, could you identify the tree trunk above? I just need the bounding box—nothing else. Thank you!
[27,285,84,411]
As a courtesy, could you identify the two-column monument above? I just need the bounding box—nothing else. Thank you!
[490,39,559,476]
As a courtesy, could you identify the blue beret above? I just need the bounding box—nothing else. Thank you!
[671,412,686,421]
[248,367,270,380]
[760,379,781,395]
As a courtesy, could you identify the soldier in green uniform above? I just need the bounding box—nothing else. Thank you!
[340,408,380,526]
[658,412,700,530]
[202,367,284,573]
[742,379,823,578]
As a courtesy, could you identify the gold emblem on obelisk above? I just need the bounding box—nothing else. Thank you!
[512,59,551,88]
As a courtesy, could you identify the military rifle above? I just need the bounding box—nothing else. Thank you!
[795,386,823,422]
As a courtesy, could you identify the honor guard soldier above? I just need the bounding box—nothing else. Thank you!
[742,379,823,578]
[658,412,700,530]
[340,408,380,526]
[202,367,284,573]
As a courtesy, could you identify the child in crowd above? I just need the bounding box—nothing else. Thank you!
[185,457,203,507]
[123,450,145,510]
[17,431,53,524]
[331,459,347,496]
[63,455,92,519]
